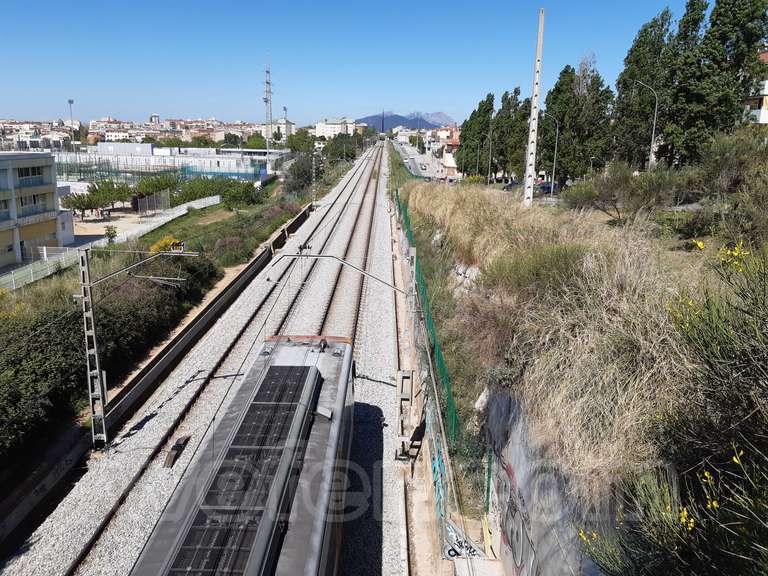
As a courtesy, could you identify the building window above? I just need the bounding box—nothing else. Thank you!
[17,166,43,179]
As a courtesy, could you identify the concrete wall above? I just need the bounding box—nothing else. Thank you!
[486,393,605,576]
[0,229,14,268]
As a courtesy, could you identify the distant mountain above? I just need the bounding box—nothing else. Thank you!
[356,113,440,132]
[407,112,455,127]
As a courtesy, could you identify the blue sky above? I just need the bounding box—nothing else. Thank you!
[2,0,690,126]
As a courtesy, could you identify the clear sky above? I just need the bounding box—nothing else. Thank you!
[2,0,690,126]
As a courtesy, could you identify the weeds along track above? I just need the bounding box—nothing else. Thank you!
[1,147,381,576]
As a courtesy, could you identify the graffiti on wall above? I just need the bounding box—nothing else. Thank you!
[443,519,486,559]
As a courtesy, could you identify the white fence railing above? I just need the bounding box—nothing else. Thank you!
[0,195,220,291]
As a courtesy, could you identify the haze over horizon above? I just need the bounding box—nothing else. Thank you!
[3,0,690,125]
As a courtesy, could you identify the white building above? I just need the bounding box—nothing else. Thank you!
[0,152,73,267]
[314,118,358,139]
[746,48,768,124]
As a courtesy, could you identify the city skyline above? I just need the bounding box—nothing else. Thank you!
[3,0,690,125]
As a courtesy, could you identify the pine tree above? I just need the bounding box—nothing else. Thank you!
[613,9,673,169]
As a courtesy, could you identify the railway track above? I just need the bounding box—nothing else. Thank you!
[71,146,385,576]
[2,145,387,576]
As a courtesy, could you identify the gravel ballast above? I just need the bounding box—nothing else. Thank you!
[1,150,376,576]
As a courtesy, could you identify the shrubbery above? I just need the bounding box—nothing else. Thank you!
[0,254,219,467]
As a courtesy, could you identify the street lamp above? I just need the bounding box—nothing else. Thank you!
[541,110,559,196]
[486,121,493,186]
[632,79,659,170]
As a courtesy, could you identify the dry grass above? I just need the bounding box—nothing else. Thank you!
[406,181,705,506]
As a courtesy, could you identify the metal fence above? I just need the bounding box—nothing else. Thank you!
[394,187,488,566]
[0,195,220,291]
[396,188,461,444]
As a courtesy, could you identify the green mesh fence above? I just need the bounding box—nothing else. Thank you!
[396,190,460,445]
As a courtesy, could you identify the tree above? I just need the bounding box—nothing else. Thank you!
[613,9,673,169]
[285,153,314,194]
[273,128,282,142]
[104,225,118,244]
[492,88,531,180]
[190,135,215,148]
[223,133,241,147]
[455,93,495,176]
[701,0,768,130]
[286,128,314,153]
[136,174,180,196]
[323,134,356,164]
[244,133,267,149]
[659,0,710,165]
[541,60,614,182]
[61,192,94,220]
[661,0,768,165]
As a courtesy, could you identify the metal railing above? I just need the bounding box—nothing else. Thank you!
[17,175,45,187]
[19,204,51,217]
[0,195,220,291]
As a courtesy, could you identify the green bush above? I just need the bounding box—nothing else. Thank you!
[585,245,768,575]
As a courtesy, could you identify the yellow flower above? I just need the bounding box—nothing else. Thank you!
[591,531,599,541]
[707,498,720,510]
[578,528,588,543]
[732,449,744,465]
[703,470,714,484]
[693,239,705,251]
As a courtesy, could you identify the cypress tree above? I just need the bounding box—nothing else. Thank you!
[613,9,673,169]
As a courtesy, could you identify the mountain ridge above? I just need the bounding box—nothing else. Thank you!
[355,112,450,132]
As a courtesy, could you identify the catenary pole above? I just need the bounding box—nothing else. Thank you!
[523,8,545,207]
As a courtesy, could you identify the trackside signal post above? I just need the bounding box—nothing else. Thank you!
[76,246,198,447]
[523,8,545,207]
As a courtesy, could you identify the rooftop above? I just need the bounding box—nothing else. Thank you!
[0,151,53,161]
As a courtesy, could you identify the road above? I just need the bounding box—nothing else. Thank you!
[394,142,445,180]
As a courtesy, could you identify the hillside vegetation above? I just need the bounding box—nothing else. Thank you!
[402,129,768,573]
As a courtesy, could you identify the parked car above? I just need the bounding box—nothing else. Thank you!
[502,180,520,191]
[537,182,559,195]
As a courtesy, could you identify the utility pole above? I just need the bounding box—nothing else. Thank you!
[523,8,545,207]
[263,64,273,175]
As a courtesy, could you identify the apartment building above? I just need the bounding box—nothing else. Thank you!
[313,118,358,139]
[746,48,768,124]
[0,153,69,268]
